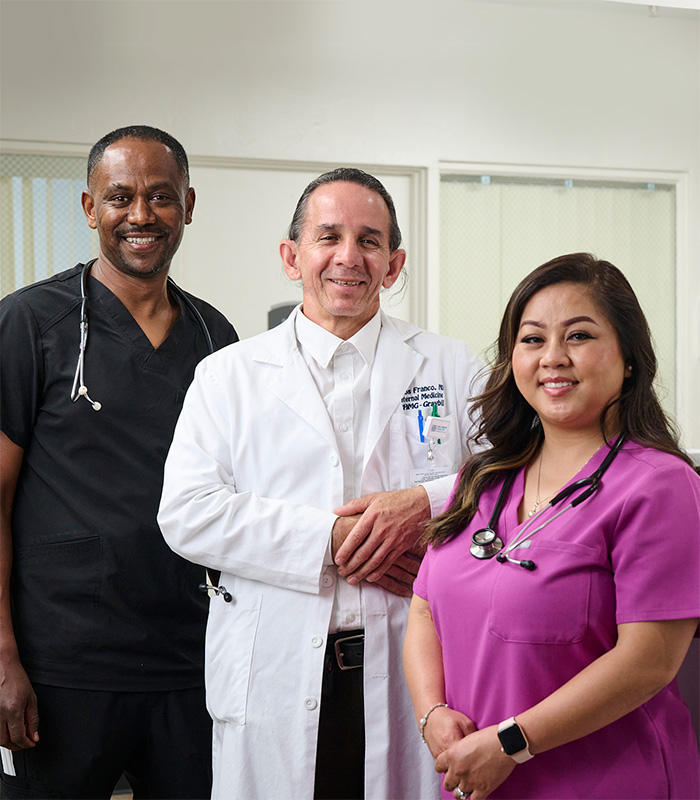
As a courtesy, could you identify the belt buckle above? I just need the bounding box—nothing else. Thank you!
[334,633,364,671]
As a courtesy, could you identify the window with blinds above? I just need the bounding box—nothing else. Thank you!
[0,153,98,297]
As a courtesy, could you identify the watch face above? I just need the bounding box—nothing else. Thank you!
[498,723,527,755]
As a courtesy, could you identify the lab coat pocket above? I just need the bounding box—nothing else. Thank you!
[389,411,461,490]
[205,593,262,725]
[488,541,595,645]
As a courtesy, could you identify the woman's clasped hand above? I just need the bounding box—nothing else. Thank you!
[436,725,515,800]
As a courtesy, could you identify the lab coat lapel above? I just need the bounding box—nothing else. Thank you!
[363,314,424,473]
[263,318,338,452]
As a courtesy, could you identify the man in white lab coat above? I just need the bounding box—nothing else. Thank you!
[158,169,482,799]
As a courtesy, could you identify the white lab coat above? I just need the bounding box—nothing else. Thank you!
[158,310,482,800]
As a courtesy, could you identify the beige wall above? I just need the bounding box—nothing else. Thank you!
[2,1,697,170]
[1,0,698,443]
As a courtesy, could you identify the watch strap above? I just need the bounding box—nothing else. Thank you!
[497,717,534,763]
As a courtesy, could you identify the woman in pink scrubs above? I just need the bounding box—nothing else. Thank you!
[404,253,700,800]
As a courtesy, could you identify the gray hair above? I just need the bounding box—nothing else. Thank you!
[287,168,402,252]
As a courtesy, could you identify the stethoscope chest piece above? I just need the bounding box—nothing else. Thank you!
[470,527,504,559]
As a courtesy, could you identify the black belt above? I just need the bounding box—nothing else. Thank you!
[327,629,364,671]
[322,630,365,697]
[326,630,365,671]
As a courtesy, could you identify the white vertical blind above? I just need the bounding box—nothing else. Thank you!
[440,175,676,413]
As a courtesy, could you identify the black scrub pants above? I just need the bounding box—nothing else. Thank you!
[0,684,212,800]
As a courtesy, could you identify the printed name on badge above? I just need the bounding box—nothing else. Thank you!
[410,466,451,486]
[401,382,446,412]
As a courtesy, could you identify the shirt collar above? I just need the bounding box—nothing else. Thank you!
[293,307,381,369]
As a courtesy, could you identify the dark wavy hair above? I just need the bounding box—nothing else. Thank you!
[87,125,189,187]
[424,252,696,547]
[287,167,402,252]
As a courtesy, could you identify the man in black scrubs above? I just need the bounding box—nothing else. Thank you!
[0,126,237,799]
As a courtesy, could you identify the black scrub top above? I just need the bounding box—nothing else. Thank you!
[0,264,238,690]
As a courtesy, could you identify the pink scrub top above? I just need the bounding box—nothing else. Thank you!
[414,441,700,799]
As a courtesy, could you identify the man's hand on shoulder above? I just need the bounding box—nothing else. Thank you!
[332,487,430,588]
[0,653,39,750]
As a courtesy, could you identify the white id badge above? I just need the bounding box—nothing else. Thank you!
[424,416,452,440]
[410,466,451,486]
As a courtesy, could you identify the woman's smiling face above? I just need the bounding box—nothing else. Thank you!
[512,281,630,436]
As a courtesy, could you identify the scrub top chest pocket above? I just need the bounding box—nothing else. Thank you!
[488,539,604,645]
[390,409,461,490]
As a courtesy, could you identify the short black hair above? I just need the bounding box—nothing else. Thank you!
[87,125,189,187]
[287,167,402,252]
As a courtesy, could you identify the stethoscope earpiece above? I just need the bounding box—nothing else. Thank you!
[199,582,232,603]
[77,384,101,411]
[496,553,536,570]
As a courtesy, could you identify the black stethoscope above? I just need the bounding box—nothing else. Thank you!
[470,433,626,570]
[70,260,214,411]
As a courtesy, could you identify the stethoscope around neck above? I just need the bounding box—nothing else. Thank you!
[70,260,214,412]
[469,433,626,570]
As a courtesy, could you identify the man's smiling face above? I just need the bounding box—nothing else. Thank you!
[280,181,405,340]
[82,137,194,280]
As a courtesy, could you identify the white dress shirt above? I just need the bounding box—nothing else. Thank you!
[294,307,382,632]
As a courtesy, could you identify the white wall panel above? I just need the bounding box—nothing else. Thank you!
[171,162,416,341]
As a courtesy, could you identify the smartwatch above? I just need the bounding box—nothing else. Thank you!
[497,717,534,763]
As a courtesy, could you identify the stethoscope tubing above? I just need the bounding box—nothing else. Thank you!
[70,260,214,411]
[470,433,626,565]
